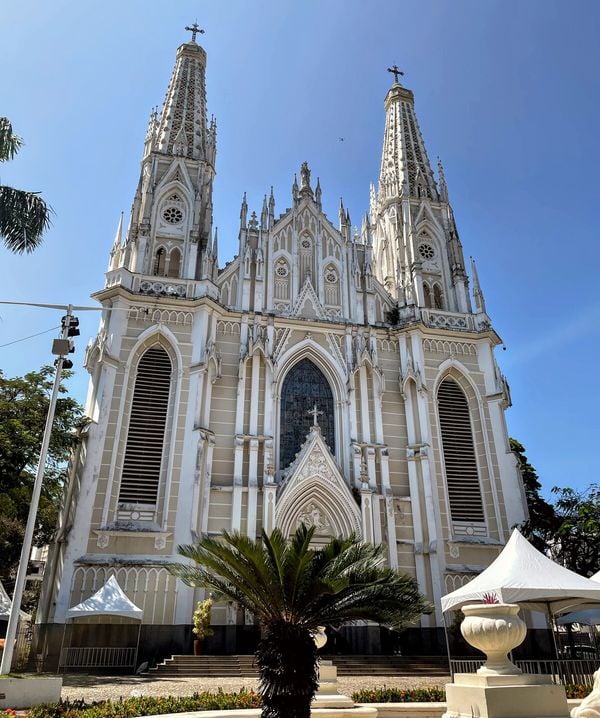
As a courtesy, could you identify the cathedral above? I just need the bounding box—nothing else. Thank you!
[37,30,527,665]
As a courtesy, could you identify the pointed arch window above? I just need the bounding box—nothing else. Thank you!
[280,359,334,470]
[167,248,181,278]
[299,233,313,282]
[433,283,444,309]
[437,378,484,523]
[324,265,340,306]
[423,283,432,308]
[274,258,290,301]
[119,346,172,506]
[153,248,166,276]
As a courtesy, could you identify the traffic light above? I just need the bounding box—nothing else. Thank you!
[61,315,80,337]
[52,314,79,370]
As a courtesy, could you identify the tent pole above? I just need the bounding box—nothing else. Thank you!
[547,602,560,662]
[133,621,141,673]
[442,611,454,680]
[57,620,68,674]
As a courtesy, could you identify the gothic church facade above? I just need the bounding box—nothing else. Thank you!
[38,33,527,662]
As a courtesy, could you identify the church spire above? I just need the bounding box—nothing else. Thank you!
[156,27,211,162]
[378,70,437,204]
[470,257,487,314]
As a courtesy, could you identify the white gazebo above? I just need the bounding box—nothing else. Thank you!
[59,576,143,672]
[441,529,600,683]
[442,529,600,615]
[0,580,30,622]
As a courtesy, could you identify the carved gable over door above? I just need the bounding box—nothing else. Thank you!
[275,426,361,540]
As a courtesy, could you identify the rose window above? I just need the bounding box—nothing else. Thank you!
[301,238,311,249]
[325,270,337,283]
[162,206,184,225]
[418,243,435,260]
[276,263,289,277]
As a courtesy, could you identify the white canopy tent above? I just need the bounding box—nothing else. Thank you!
[441,529,600,614]
[557,572,600,625]
[65,576,143,620]
[60,576,143,672]
[0,580,30,621]
[557,609,600,626]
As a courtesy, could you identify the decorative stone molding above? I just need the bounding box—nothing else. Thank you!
[423,338,476,356]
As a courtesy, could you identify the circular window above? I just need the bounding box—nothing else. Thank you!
[301,238,311,249]
[276,263,289,277]
[163,206,184,225]
[325,270,337,283]
[418,243,435,260]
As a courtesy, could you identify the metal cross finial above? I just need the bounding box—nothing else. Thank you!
[387,65,404,84]
[185,22,204,43]
[307,404,323,427]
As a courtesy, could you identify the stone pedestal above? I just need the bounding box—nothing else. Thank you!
[443,673,570,718]
[312,659,355,709]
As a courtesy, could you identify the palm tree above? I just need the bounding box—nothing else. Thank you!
[171,524,432,718]
[0,117,52,253]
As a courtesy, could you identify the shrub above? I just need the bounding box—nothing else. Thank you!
[565,684,590,699]
[27,690,261,718]
[352,686,446,703]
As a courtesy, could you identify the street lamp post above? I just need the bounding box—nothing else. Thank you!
[0,306,77,674]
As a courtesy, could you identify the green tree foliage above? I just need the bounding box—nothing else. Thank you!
[512,438,599,576]
[0,117,52,253]
[170,524,431,718]
[551,484,600,577]
[510,438,559,552]
[0,366,85,604]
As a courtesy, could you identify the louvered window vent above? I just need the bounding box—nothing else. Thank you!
[437,378,484,523]
[119,346,172,506]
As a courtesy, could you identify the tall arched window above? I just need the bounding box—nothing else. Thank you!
[423,283,432,308]
[153,248,166,276]
[299,234,313,282]
[167,248,181,278]
[119,346,172,506]
[279,358,334,469]
[437,377,484,523]
[433,283,444,309]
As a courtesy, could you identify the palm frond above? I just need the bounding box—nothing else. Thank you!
[0,118,23,162]
[0,185,52,253]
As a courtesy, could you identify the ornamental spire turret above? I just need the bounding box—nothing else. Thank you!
[155,28,211,162]
[377,69,437,204]
[470,257,486,314]
[240,192,248,229]
[268,186,275,228]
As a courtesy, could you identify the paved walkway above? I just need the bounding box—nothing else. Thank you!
[61,674,449,703]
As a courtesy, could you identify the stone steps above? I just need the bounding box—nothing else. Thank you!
[146,654,449,678]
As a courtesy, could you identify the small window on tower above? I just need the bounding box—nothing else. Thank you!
[433,284,444,309]
[418,243,435,260]
[163,206,184,225]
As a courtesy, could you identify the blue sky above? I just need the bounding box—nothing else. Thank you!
[1,1,599,497]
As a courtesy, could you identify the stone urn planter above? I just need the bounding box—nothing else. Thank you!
[461,602,527,675]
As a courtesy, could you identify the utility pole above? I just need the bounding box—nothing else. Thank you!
[0,306,80,674]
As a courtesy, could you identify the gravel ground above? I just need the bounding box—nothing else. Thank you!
[60,674,450,703]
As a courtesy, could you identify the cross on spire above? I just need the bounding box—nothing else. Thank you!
[185,22,204,43]
[387,65,404,84]
[307,404,323,427]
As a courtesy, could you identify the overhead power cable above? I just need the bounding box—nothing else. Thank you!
[0,325,61,348]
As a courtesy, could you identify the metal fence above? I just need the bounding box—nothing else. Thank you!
[450,658,599,688]
[59,646,137,670]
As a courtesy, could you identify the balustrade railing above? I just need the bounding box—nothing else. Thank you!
[59,646,137,670]
[450,658,599,688]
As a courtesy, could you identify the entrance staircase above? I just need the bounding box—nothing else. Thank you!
[146,654,449,678]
